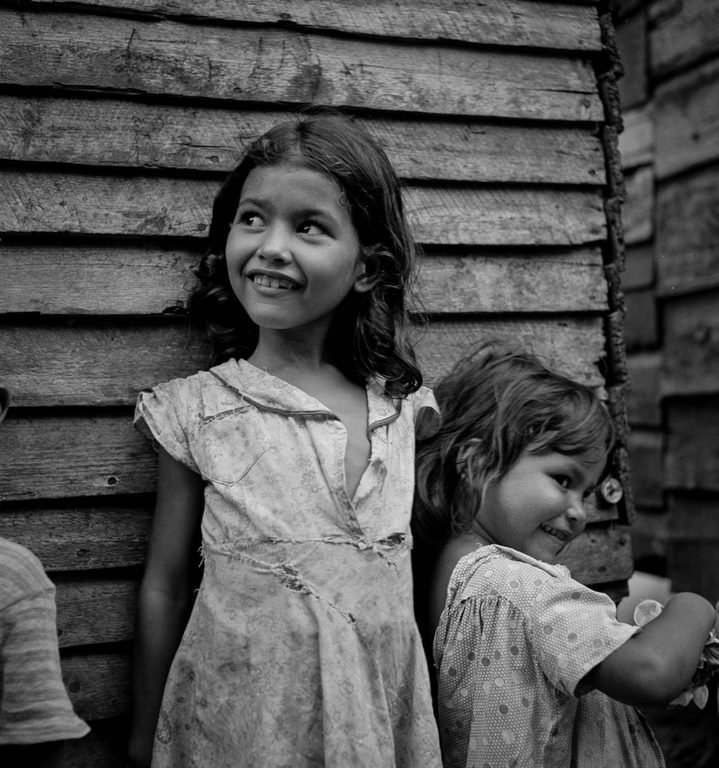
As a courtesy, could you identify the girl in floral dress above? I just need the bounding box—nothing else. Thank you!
[127,111,442,768]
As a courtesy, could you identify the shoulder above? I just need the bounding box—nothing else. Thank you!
[0,537,53,611]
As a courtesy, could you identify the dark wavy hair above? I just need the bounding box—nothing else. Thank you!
[189,109,422,396]
[413,341,615,550]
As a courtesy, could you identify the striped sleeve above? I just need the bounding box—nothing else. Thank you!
[0,539,90,744]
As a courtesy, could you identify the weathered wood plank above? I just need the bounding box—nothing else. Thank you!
[0,171,607,246]
[650,0,719,80]
[559,524,634,584]
[55,579,137,648]
[626,352,661,427]
[0,245,198,315]
[62,653,130,721]
[0,506,152,570]
[1,324,209,407]
[619,105,654,171]
[615,10,647,110]
[661,292,719,396]
[1,317,606,409]
[656,165,719,296]
[0,10,603,121]
[624,288,658,351]
[23,0,602,51]
[0,415,155,501]
[0,246,607,316]
[665,399,719,492]
[667,492,719,598]
[622,165,653,245]
[622,243,654,292]
[0,96,606,184]
[627,428,663,508]
[655,57,719,180]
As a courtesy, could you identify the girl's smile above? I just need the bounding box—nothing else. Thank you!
[225,163,371,339]
[470,448,607,563]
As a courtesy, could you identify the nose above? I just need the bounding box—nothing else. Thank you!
[566,493,587,530]
[257,223,292,264]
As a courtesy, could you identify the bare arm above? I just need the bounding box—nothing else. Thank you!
[583,592,716,707]
[127,448,204,768]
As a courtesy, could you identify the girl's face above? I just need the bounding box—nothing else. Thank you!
[470,448,606,563]
[225,162,371,340]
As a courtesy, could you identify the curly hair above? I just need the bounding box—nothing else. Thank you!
[412,341,615,550]
[189,109,422,396]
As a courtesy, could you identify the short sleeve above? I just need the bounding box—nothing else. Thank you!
[528,576,639,696]
[0,544,90,744]
[134,378,200,474]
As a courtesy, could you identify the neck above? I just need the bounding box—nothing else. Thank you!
[249,329,330,375]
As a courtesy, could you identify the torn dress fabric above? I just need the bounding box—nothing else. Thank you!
[134,359,442,768]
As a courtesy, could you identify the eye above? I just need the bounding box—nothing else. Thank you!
[552,475,572,490]
[298,220,326,236]
[237,210,264,228]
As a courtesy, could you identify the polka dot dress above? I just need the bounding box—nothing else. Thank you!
[433,545,665,768]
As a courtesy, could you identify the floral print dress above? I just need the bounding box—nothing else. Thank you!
[135,359,442,768]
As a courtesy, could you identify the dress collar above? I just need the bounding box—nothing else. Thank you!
[208,358,400,427]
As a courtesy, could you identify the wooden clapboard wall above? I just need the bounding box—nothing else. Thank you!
[617,0,719,602]
[0,1,629,764]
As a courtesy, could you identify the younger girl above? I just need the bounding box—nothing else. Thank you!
[128,112,442,767]
[412,342,716,768]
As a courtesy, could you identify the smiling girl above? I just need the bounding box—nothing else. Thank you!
[127,111,442,768]
[412,342,715,768]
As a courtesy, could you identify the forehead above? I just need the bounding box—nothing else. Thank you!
[240,163,347,212]
[522,447,607,480]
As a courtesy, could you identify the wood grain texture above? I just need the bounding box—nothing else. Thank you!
[666,399,719,492]
[650,0,719,80]
[615,10,647,110]
[413,317,607,388]
[655,57,719,180]
[0,246,607,317]
[619,105,654,171]
[667,492,719,598]
[661,292,719,396]
[624,288,658,351]
[55,578,137,648]
[0,414,155,501]
[24,0,602,51]
[1,317,606,409]
[622,243,654,292]
[627,428,663,508]
[558,524,634,584]
[0,10,602,121]
[622,165,653,245]
[626,352,661,427]
[0,171,607,245]
[0,96,606,184]
[62,652,130,721]
[656,164,719,296]
[0,506,152,570]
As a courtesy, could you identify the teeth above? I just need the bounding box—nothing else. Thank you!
[541,524,567,541]
[252,274,294,290]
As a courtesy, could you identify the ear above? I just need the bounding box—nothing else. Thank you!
[353,247,382,293]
